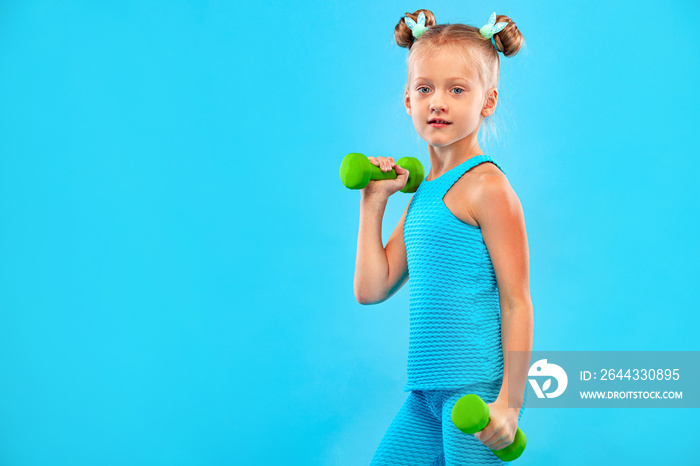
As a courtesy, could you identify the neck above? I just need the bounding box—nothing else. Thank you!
[427,133,484,179]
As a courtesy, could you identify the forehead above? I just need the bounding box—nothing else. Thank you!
[409,48,479,83]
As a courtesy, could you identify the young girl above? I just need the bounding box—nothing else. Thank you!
[353,9,533,465]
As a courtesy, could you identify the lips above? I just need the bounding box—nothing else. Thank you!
[428,119,451,124]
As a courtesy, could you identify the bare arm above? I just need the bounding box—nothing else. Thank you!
[474,174,533,410]
[353,193,410,305]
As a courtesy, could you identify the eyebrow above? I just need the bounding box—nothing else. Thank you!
[414,76,471,83]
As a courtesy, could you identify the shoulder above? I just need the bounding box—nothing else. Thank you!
[471,164,521,221]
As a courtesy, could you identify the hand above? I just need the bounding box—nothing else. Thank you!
[473,400,519,451]
[362,156,410,198]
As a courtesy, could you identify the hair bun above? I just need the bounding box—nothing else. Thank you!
[492,15,524,57]
[394,9,437,49]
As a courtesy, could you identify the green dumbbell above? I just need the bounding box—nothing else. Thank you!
[451,394,527,462]
[339,152,425,193]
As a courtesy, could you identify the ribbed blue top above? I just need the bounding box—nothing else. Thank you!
[402,154,506,392]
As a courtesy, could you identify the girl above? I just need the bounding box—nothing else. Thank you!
[353,9,533,465]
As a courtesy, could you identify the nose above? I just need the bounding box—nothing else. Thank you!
[429,92,446,112]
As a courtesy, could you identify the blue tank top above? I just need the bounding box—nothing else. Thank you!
[402,154,506,392]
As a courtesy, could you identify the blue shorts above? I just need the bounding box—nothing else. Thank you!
[370,382,526,465]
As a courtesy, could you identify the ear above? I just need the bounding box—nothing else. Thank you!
[481,87,498,118]
[404,89,412,116]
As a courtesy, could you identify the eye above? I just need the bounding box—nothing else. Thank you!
[452,88,465,95]
[417,86,431,94]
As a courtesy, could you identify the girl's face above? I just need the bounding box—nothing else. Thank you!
[404,48,494,149]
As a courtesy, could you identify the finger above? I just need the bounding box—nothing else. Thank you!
[477,426,497,446]
[488,431,510,450]
[492,433,512,451]
[486,433,502,450]
[491,438,509,451]
[368,157,378,165]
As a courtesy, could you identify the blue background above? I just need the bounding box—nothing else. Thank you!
[1,0,698,464]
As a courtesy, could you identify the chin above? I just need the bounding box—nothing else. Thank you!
[425,138,452,148]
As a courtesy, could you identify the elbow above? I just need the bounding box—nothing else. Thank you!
[354,275,392,305]
[501,295,533,315]
[354,285,384,306]
[354,289,373,305]
[355,294,388,306]
[353,282,366,304]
